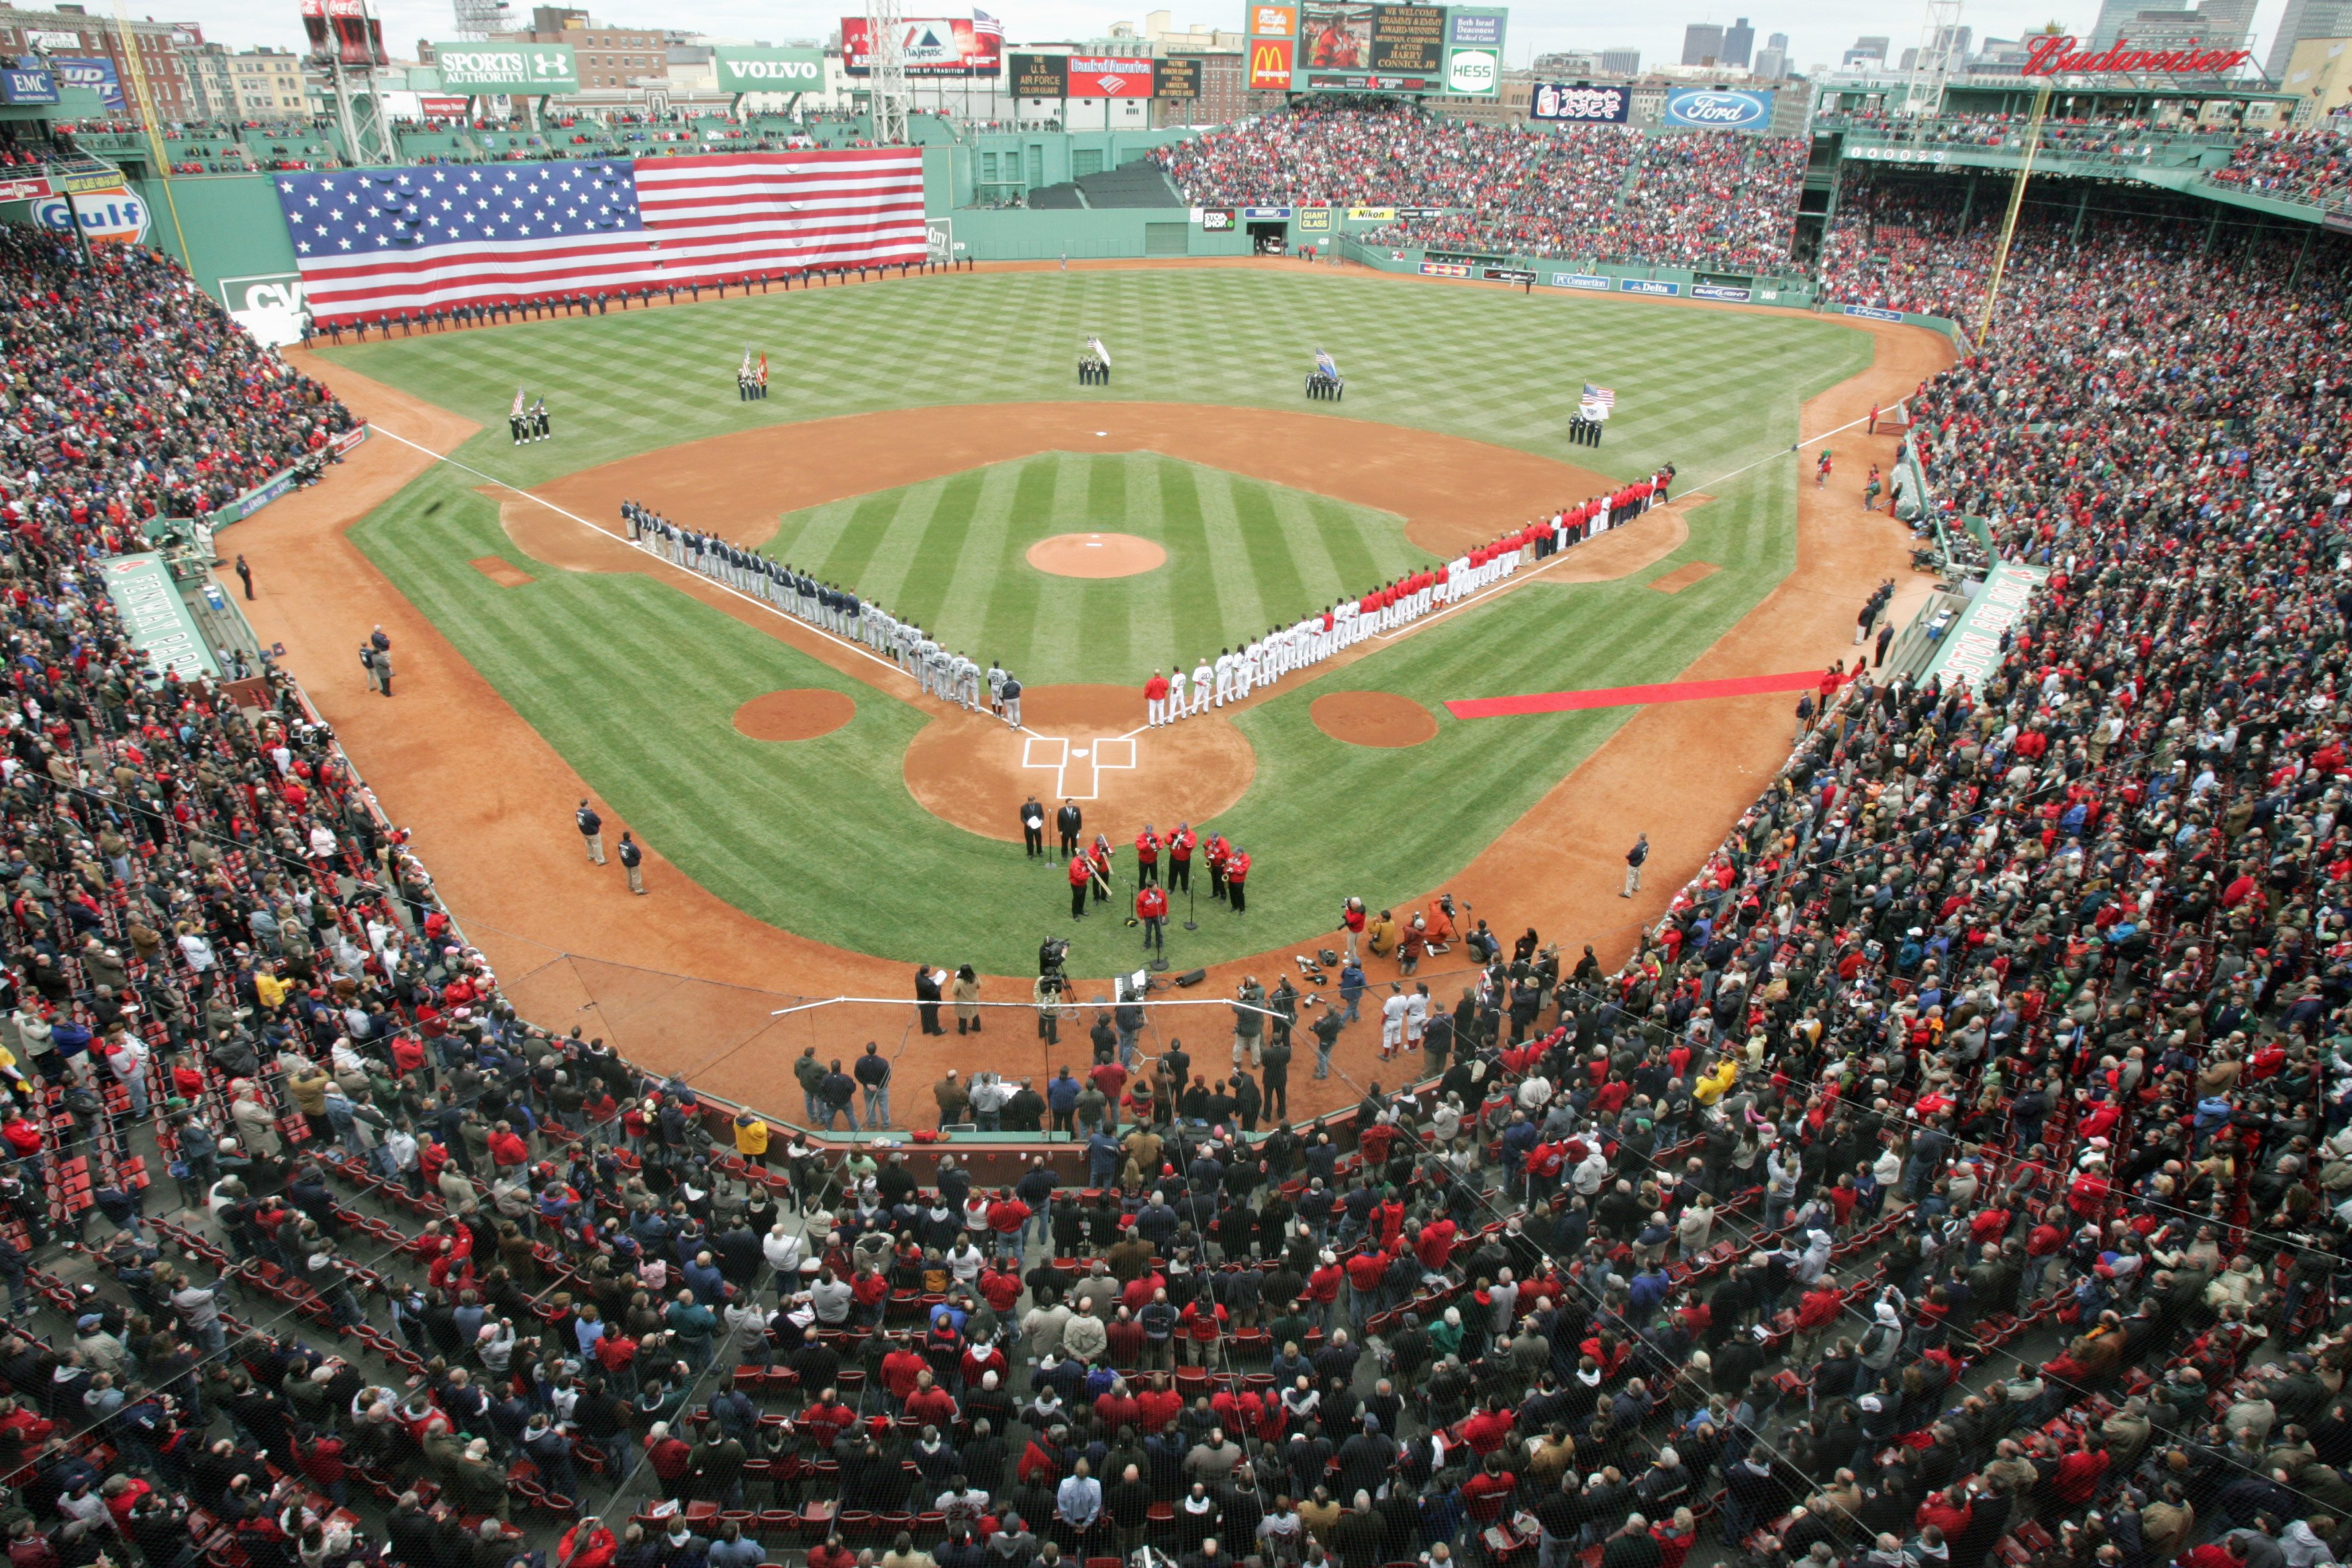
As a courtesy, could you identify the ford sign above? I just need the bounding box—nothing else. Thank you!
[1662,87,1773,130]
[1618,279,1680,297]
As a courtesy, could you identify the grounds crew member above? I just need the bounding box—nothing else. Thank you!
[576,799,605,865]
[618,832,646,895]
[1622,832,1649,897]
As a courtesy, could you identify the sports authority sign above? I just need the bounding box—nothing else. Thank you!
[431,42,579,93]
[2021,33,2252,72]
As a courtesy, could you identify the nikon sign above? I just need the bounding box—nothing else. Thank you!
[714,46,826,91]
[430,42,579,93]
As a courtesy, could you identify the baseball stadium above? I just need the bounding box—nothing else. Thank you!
[0,9,2341,1568]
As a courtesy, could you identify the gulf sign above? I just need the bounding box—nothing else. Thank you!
[1249,36,1294,87]
[34,187,148,246]
[1067,56,1155,97]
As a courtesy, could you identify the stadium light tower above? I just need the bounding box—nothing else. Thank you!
[866,0,911,144]
[1904,0,1965,115]
[450,0,513,41]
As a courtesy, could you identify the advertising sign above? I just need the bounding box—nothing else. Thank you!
[418,94,469,115]
[713,46,825,91]
[0,176,50,201]
[1295,206,1332,232]
[219,272,309,347]
[2021,33,2251,73]
[1661,87,1774,129]
[325,0,387,67]
[1692,283,1751,301]
[1447,48,1498,93]
[1449,7,1505,43]
[1241,204,1292,219]
[431,42,579,92]
[1247,35,1293,87]
[1618,277,1679,295]
[1551,272,1611,289]
[1419,260,1471,277]
[1481,266,1535,283]
[840,17,1003,76]
[1009,52,1067,95]
[1065,55,1154,96]
[1153,56,1199,97]
[34,187,147,246]
[24,28,85,50]
[0,69,56,105]
[1347,205,1396,219]
[52,56,121,110]
[1531,82,1629,121]
[1841,303,1904,322]
[101,554,217,681]
[924,217,953,261]
[1248,3,1298,33]
[1200,207,1235,231]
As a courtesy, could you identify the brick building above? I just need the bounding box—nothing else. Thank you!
[0,2,193,119]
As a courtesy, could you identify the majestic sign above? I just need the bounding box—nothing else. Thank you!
[1530,82,1629,121]
[432,42,578,93]
[1661,87,1773,128]
[713,47,825,91]
[840,17,1002,76]
[2020,33,2252,73]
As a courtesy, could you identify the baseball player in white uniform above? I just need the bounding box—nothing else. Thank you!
[1190,658,1214,716]
[1167,663,1187,720]
[1212,648,1235,707]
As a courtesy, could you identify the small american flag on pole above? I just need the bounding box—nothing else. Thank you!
[973,9,1003,36]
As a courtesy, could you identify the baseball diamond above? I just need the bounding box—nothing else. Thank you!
[295,265,1894,995]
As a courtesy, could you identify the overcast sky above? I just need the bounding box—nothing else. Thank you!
[164,0,2290,87]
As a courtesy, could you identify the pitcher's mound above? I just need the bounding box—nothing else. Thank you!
[905,683,1253,842]
[1313,691,1438,748]
[1026,532,1167,579]
[736,689,856,741]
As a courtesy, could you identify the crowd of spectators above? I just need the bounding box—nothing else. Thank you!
[0,230,356,525]
[1153,103,1807,274]
[2208,129,2352,210]
[1815,175,2000,317]
[0,135,2349,1568]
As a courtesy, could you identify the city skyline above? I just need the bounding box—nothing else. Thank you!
[124,0,2298,88]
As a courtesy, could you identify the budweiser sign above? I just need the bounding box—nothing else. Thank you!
[2021,33,2252,74]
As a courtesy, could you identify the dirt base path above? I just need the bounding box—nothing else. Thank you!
[257,298,1948,1123]
[530,401,1618,562]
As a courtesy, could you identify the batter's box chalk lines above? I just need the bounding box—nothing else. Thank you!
[1019,733,1137,800]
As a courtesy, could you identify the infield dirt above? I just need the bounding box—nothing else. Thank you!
[242,271,1948,1121]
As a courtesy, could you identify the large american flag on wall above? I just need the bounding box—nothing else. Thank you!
[274,148,926,324]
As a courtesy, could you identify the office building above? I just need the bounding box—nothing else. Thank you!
[2284,34,2352,110]
[2271,0,2350,75]
[1599,46,1641,73]
[1752,42,1785,77]
[1681,21,1724,64]
[1721,15,1754,64]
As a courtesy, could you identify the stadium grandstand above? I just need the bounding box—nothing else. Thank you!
[0,64,2347,1568]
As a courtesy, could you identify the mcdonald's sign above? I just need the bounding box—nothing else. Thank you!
[1248,36,1293,87]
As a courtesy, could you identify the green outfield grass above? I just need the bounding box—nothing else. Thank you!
[321,266,1875,975]
[761,452,1434,686]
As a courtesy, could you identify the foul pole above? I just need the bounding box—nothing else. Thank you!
[1975,76,2051,350]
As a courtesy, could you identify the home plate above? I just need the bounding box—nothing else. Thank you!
[1073,747,1091,756]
